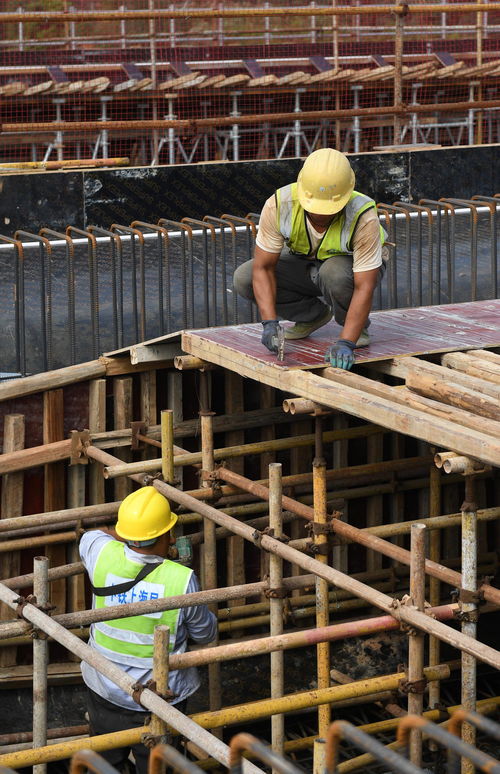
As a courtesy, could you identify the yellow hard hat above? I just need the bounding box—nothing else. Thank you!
[297,148,355,215]
[116,486,177,543]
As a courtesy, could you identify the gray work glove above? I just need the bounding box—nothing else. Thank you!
[324,339,356,370]
[261,319,280,354]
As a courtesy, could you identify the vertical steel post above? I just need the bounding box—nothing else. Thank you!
[199,371,221,733]
[408,523,426,766]
[150,625,170,742]
[393,0,405,144]
[149,0,160,166]
[461,475,477,774]
[313,416,329,774]
[268,462,284,765]
[428,462,442,715]
[161,409,175,484]
[33,556,49,774]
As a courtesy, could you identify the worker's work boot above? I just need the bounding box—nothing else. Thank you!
[356,328,370,347]
[284,307,333,340]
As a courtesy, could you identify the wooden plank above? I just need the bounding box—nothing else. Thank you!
[89,379,106,505]
[0,439,72,476]
[0,361,105,404]
[182,331,500,468]
[442,352,500,385]
[0,414,25,667]
[114,378,133,500]
[406,371,500,421]
[140,371,157,462]
[372,356,500,401]
[321,368,500,439]
[43,390,67,616]
[467,349,500,364]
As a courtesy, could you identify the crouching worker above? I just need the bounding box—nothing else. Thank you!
[79,486,217,774]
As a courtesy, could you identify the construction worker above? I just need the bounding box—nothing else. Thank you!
[79,486,217,774]
[233,147,388,370]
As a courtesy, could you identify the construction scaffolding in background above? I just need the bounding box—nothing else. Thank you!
[0,2,500,165]
[0,304,499,771]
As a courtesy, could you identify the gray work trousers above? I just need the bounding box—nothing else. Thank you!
[233,251,384,325]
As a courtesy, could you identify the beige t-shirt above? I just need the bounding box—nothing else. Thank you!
[255,193,384,272]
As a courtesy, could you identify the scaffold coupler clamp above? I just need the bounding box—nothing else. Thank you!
[200,466,224,500]
[451,587,483,623]
[13,594,55,639]
[143,472,165,486]
[70,429,91,465]
[263,572,290,600]
[389,594,420,635]
[305,518,336,554]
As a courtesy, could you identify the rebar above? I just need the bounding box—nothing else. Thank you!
[325,719,421,774]
[230,733,302,774]
[69,749,118,774]
[149,743,205,774]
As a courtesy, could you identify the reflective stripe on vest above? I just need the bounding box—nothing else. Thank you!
[90,540,192,668]
[276,183,387,261]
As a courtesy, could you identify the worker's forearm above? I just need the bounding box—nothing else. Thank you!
[252,265,277,320]
[340,287,374,343]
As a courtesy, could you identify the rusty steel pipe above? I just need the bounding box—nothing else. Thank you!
[0,726,88,747]
[313,454,331,741]
[408,523,427,766]
[325,719,421,774]
[0,577,313,640]
[1,5,493,24]
[161,410,175,484]
[212,465,500,608]
[149,743,205,774]
[269,463,285,762]
[0,584,265,774]
[82,445,500,668]
[461,475,479,772]
[229,733,302,774]
[33,557,49,774]
[150,626,170,743]
[4,97,500,136]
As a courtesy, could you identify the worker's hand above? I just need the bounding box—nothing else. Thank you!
[324,339,356,370]
[261,319,280,353]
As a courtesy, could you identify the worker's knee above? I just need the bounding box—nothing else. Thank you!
[233,260,255,300]
[318,255,354,296]
[319,255,354,287]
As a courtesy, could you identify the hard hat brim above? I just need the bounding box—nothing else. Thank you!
[297,181,352,215]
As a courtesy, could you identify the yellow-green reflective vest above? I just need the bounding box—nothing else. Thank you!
[276,183,387,261]
[91,540,192,668]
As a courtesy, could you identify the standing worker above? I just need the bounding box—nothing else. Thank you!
[79,486,217,773]
[233,148,388,370]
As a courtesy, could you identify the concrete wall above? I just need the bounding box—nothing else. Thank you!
[0,144,499,237]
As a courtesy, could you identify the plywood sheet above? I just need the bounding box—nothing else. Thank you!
[183,300,500,371]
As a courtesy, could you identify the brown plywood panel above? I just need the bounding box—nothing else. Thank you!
[184,300,500,371]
